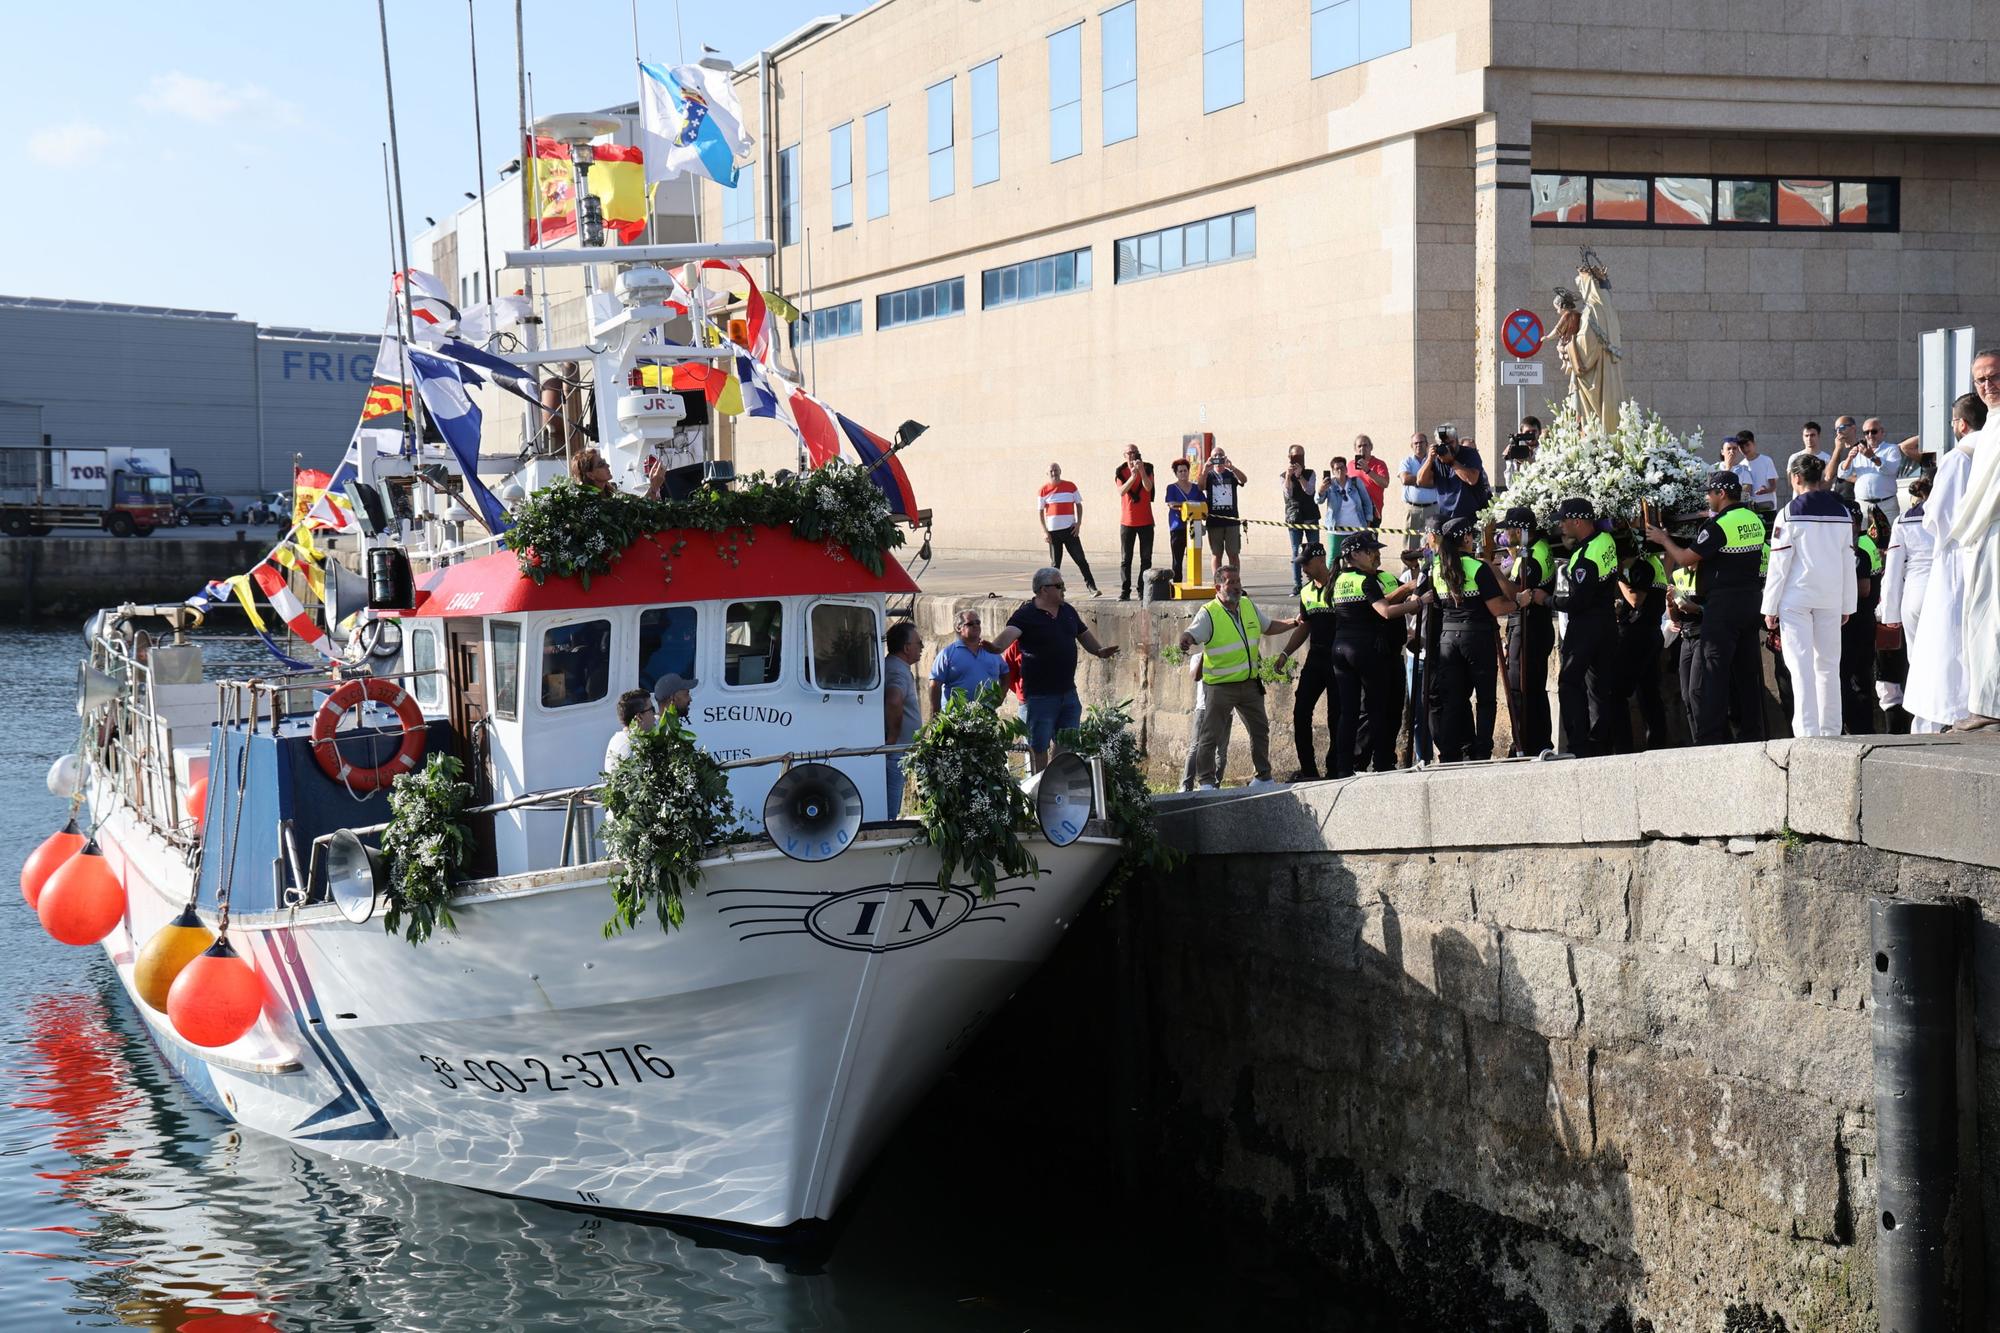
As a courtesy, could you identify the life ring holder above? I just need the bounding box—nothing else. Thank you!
[310,677,426,793]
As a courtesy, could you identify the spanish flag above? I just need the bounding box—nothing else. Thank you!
[292,467,334,529]
[529,136,647,245]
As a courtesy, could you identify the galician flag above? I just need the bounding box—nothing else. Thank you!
[639,61,746,188]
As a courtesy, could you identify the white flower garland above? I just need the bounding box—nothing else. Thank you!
[1487,400,1711,528]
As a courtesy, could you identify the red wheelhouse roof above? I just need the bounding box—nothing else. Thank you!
[407,525,919,617]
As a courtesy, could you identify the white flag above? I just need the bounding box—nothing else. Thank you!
[640,61,747,189]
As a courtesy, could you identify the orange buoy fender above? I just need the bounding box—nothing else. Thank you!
[37,839,126,946]
[167,938,264,1048]
[183,776,209,825]
[135,907,218,1013]
[309,677,426,793]
[21,818,86,909]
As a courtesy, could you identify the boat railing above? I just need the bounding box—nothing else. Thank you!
[87,638,198,848]
[216,668,448,736]
[296,741,1081,907]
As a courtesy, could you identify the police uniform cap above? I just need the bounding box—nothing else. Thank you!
[1297,541,1328,564]
[1340,533,1384,553]
[1705,470,1742,497]
[1554,497,1597,521]
[1439,516,1478,544]
[1500,505,1537,529]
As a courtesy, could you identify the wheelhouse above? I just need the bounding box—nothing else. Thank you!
[401,525,921,874]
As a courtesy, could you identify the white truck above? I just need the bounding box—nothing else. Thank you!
[0,447,179,537]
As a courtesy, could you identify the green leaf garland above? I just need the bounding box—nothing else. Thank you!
[599,717,740,937]
[380,752,474,945]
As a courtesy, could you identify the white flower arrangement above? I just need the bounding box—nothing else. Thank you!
[1486,400,1711,529]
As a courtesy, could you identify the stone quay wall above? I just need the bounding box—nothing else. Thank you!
[0,536,263,620]
[1112,735,2000,1331]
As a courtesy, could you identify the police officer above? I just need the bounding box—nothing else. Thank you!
[1498,505,1555,756]
[1615,537,1672,750]
[1276,541,1339,780]
[1422,516,1518,763]
[1552,497,1621,756]
[1645,472,1767,745]
[1279,537,1417,777]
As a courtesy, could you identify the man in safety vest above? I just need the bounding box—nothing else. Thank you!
[1552,497,1622,756]
[1645,472,1768,745]
[1177,562,1296,790]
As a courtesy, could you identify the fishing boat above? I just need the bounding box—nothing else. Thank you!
[29,226,1124,1240]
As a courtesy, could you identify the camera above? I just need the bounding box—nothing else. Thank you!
[1505,432,1538,462]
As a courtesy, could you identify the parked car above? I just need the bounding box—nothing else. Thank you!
[174,495,237,527]
[242,490,291,524]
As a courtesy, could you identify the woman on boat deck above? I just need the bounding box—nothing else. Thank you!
[570,446,667,498]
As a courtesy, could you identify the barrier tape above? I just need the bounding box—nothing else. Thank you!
[1202,516,1431,536]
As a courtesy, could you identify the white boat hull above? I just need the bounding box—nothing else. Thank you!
[91,798,1117,1233]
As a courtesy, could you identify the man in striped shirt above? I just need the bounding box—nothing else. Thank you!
[1037,463,1101,596]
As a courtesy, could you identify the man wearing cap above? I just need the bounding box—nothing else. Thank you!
[1498,505,1556,756]
[1552,497,1622,756]
[1277,535,1418,777]
[1615,531,1673,751]
[1422,515,1518,763]
[1645,472,1769,745]
[653,671,697,727]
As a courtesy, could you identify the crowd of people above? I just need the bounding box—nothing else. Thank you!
[600,357,2000,804]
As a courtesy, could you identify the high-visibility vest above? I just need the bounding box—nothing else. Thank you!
[1329,574,1370,605]
[1858,533,1883,575]
[1304,578,1338,611]
[1715,505,1767,554]
[1199,596,1264,683]
[1555,531,1617,611]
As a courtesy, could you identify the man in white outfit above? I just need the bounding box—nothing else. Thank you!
[1952,370,2000,730]
[1878,475,1936,722]
[1762,455,1855,738]
[1907,370,1997,731]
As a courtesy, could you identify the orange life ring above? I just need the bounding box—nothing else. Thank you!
[310,677,426,792]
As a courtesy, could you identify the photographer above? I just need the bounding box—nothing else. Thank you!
[1399,433,1438,553]
[1415,424,1491,522]
[1280,445,1320,594]
[1113,444,1156,601]
[1202,447,1248,566]
[1316,455,1374,566]
[1502,416,1542,491]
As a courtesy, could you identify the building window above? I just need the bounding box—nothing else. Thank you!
[865,107,890,219]
[540,620,611,709]
[722,170,756,242]
[1530,171,1900,232]
[723,601,783,688]
[1203,0,1244,113]
[809,602,881,692]
[877,277,966,330]
[927,77,955,201]
[1310,0,1412,78]
[982,248,1093,309]
[971,59,1000,186]
[1114,209,1255,282]
[1049,23,1082,162]
[829,122,853,231]
[778,144,801,245]
[1102,2,1137,145]
[798,299,863,344]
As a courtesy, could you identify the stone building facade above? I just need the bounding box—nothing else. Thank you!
[703,0,2000,553]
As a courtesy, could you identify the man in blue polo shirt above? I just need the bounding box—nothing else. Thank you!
[928,608,1008,713]
[1415,424,1490,522]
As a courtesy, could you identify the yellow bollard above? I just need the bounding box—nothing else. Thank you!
[1174,501,1214,600]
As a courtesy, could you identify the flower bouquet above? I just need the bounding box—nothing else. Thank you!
[1484,400,1711,530]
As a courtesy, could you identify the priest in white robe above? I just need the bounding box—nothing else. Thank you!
[1951,415,2000,728]
[1905,388,1990,731]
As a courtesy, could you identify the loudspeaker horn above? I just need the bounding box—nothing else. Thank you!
[77,662,120,715]
[324,560,370,641]
[764,762,864,862]
[326,829,386,924]
[1024,751,1098,847]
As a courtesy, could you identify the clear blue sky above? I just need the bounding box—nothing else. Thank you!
[0,1,860,332]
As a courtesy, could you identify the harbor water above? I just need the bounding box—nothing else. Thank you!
[0,623,1310,1332]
